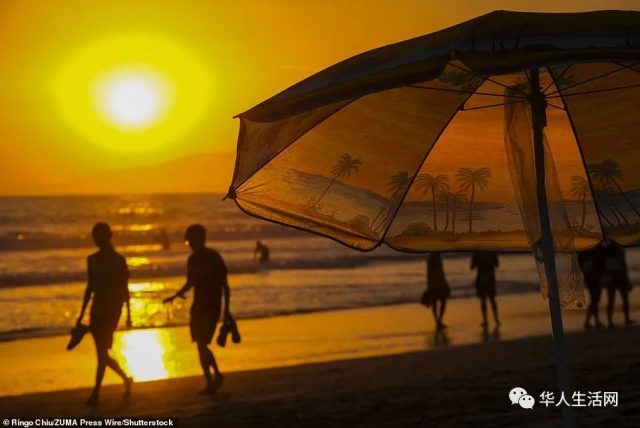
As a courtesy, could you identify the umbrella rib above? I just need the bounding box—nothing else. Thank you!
[546,102,566,111]
[547,66,606,240]
[377,78,486,245]
[542,64,573,94]
[408,85,524,98]
[545,61,640,96]
[460,100,527,111]
[612,61,640,76]
[546,83,640,99]
[446,61,529,96]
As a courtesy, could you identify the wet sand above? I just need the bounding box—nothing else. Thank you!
[3,290,639,396]
[0,292,639,427]
[0,325,639,427]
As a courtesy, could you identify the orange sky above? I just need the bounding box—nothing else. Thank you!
[1,0,638,195]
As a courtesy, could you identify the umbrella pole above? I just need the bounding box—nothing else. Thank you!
[529,67,575,427]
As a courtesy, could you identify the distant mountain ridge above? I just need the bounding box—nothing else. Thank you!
[40,151,236,195]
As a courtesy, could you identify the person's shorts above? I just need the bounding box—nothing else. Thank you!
[190,305,221,344]
[90,305,122,349]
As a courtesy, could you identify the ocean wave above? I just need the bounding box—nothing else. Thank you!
[0,251,427,287]
[0,282,540,342]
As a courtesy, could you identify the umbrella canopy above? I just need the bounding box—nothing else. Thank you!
[229,10,640,304]
[229,10,640,251]
[228,11,640,425]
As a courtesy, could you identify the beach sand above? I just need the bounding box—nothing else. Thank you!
[1,292,639,427]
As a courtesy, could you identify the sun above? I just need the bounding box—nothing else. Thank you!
[95,68,170,130]
[53,35,211,152]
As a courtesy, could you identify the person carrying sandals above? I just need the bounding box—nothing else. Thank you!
[164,224,231,394]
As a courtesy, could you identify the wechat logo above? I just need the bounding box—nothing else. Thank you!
[509,387,535,410]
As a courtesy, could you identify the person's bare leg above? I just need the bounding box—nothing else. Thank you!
[106,355,132,396]
[594,301,603,328]
[584,293,594,328]
[480,297,488,327]
[621,291,635,326]
[607,287,616,327]
[209,349,224,388]
[197,342,221,394]
[431,304,439,329]
[489,295,500,326]
[438,299,447,328]
[86,346,107,405]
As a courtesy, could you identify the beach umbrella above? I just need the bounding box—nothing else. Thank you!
[226,10,640,426]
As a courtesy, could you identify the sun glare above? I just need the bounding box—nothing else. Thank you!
[116,329,171,381]
[95,69,169,130]
[53,35,211,152]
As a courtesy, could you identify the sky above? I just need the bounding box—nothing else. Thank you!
[1,0,639,195]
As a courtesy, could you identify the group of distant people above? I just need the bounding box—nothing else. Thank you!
[421,251,500,330]
[76,223,231,405]
[578,239,635,328]
[421,241,635,332]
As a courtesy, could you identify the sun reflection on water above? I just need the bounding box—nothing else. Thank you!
[126,256,151,267]
[114,329,174,381]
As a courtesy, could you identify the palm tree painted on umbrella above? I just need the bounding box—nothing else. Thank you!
[436,191,452,232]
[570,175,590,230]
[589,158,640,220]
[312,153,361,208]
[415,174,449,231]
[596,186,629,227]
[372,170,411,231]
[448,191,468,235]
[456,167,491,233]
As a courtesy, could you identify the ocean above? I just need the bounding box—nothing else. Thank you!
[0,194,637,341]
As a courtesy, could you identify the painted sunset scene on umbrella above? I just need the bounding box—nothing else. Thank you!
[1,1,640,427]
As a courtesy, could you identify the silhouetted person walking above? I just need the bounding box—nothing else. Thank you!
[599,240,635,327]
[471,251,500,327]
[578,245,604,329]
[421,252,450,330]
[76,222,132,406]
[254,240,270,264]
[164,224,230,394]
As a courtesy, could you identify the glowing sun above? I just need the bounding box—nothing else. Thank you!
[95,69,169,130]
[53,35,211,152]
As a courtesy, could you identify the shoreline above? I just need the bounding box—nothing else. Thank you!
[1,291,638,398]
[0,281,541,343]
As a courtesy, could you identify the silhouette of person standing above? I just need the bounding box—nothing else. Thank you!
[421,252,450,330]
[578,245,605,329]
[76,222,132,406]
[159,228,171,251]
[164,224,230,394]
[254,240,270,264]
[471,251,500,327]
[599,239,635,327]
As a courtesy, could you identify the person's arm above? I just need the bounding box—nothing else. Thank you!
[219,253,231,319]
[124,261,132,329]
[164,257,193,304]
[223,275,231,320]
[163,281,192,304]
[77,258,93,326]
